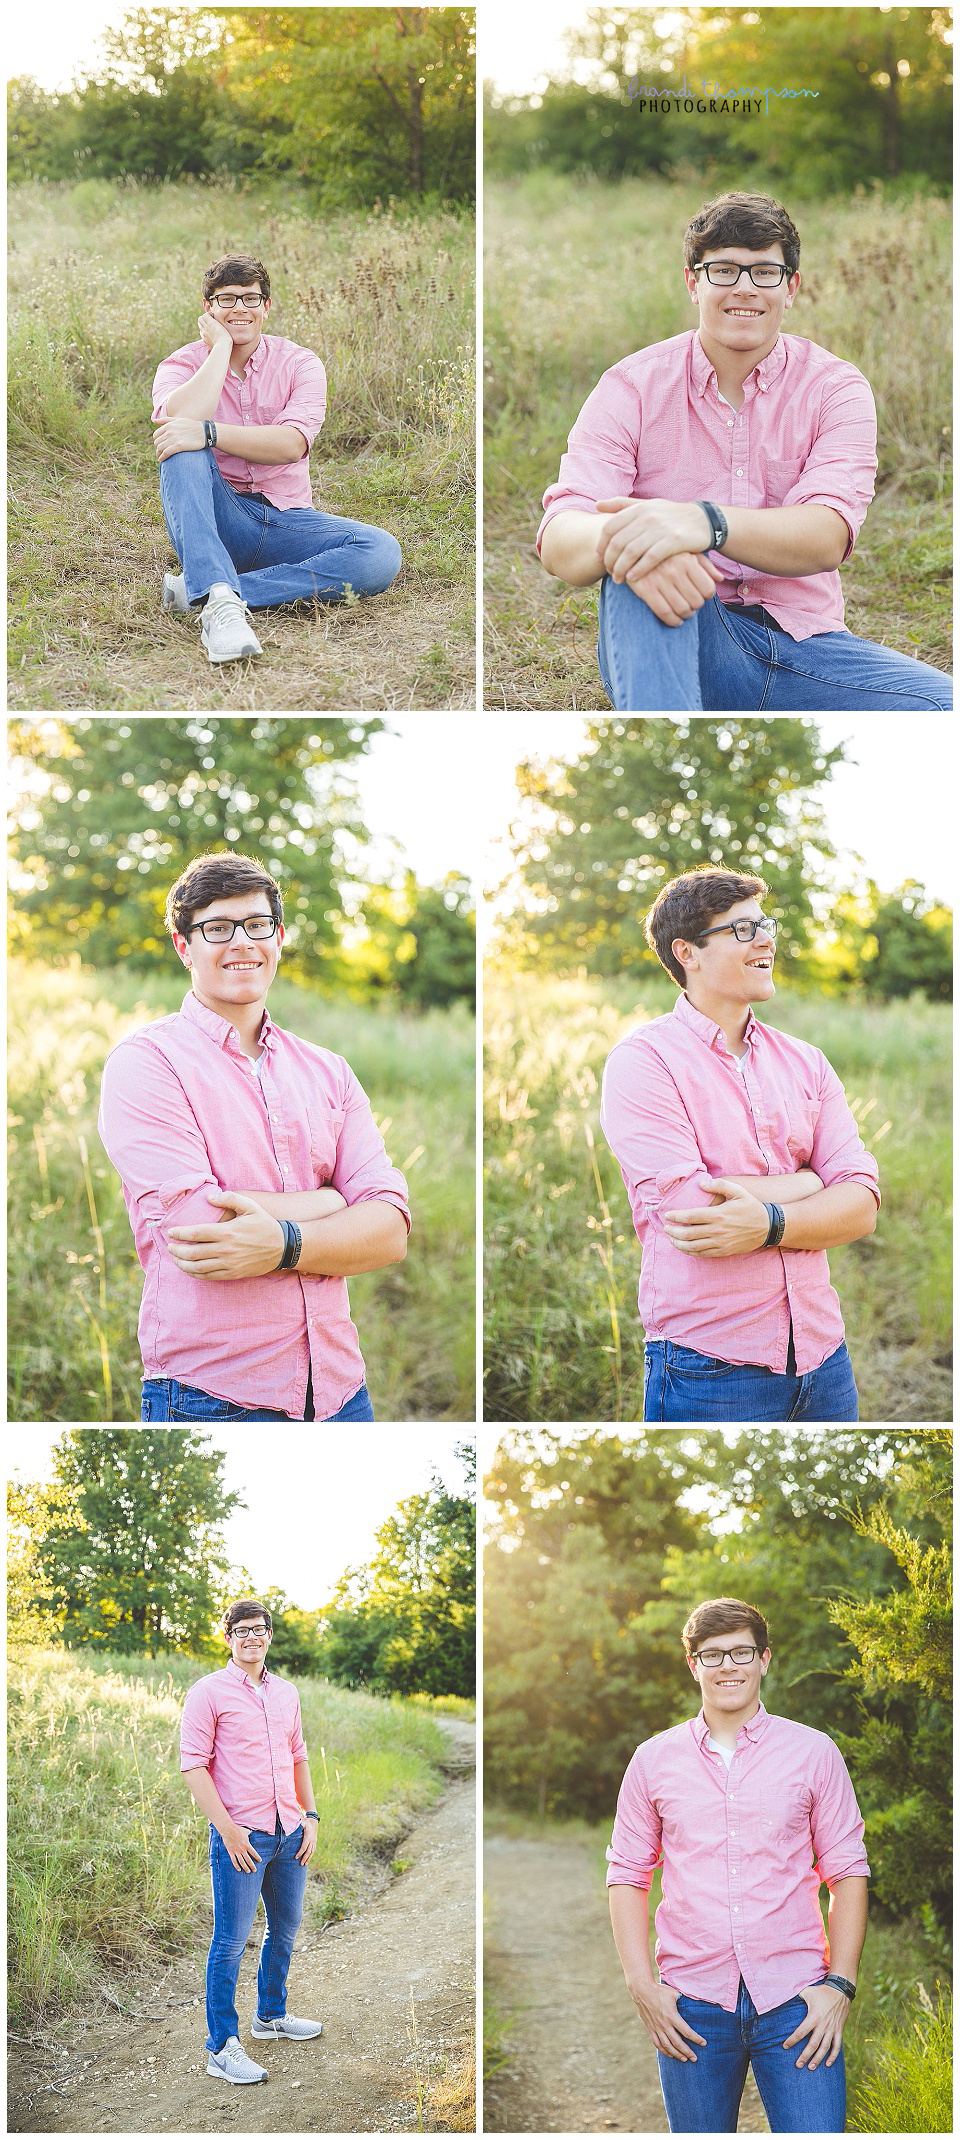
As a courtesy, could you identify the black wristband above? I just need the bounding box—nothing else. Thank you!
[697,499,729,552]
[762,1202,786,1248]
[304,1810,319,1822]
[823,1973,856,2002]
[275,1219,302,1270]
[203,419,218,449]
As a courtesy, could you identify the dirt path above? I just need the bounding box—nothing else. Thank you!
[484,1828,768,2135]
[10,1721,475,2135]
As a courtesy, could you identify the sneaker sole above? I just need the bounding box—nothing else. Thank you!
[206,2060,268,2083]
[203,643,263,663]
[251,2022,323,2040]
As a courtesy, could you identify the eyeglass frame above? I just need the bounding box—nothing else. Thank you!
[207,290,267,310]
[183,915,280,943]
[695,916,779,945]
[692,1644,764,1667]
[229,1624,270,1640]
[693,260,793,287]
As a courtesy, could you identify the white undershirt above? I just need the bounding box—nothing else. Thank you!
[731,1052,748,1075]
[708,1734,735,1768]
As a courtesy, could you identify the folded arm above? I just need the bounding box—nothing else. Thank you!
[167,1191,408,1280]
[664,1177,878,1257]
[153,417,309,465]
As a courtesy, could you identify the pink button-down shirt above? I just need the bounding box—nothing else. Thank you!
[606,1703,870,2014]
[152,333,327,508]
[180,1660,308,1835]
[98,991,410,1417]
[599,991,880,1375]
[538,328,877,639]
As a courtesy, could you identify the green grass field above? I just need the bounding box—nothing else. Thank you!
[484,174,952,707]
[9,176,475,710]
[9,1648,450,2021]
[484,968,951,1422]
[8,961,475,1421]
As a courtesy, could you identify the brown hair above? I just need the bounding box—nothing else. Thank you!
[201,255,271,303]
[682,1597,770,1657]
[165,852,283,940]
[223,1597,273,1637]
[645,867,769,985]
[683,191,801,278]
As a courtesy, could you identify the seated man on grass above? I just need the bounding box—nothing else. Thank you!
[98,851,410,1422]
[600,867,881,1422]
[539,191,952,713]
[153,253,402,664]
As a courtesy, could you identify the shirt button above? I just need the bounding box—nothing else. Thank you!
[727,419,734,427]
[733,1906,739,1913]
[736,468,744,476]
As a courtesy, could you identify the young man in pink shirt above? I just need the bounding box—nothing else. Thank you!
[181,1598,322,2085]
[539,192,952,712]
[153,254,401,663]
[600,867,880,1421]
[98,851,410,1422]
[608,1595,869,2133]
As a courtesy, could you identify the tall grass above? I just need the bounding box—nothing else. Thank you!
[484,967,951,1422]
[9,1648,449,2023]
[8,960,475,1421]
[484,175,951,704]
[849,1980,952,2133]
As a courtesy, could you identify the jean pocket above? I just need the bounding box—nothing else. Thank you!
[665,1343,735,1376]
[141,1380,173,1420]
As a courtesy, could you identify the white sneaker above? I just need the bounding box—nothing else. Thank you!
[251,2012,323,2040]
[206,2035,268,2084]
[162,570,189,614]
[200,583,262,663]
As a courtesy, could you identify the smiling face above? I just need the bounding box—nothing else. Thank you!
[172,891,283,1022]
[225,1613,273,1679]
[672,895,777,1020]
[687,1623,770,1718]
[203,280,271,359]
[684,243,799,368]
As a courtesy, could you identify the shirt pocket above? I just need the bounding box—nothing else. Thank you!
[761,1783,812,1844]
[760,456,804,507]
[305,1101,345,1183]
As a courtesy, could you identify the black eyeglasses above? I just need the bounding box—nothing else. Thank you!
[694,261,792,287]
[697,917,779,945]
[209,292,266,310]
[185,916,279,943]
[231,1625,269,1640]
[693,1646,761,1666]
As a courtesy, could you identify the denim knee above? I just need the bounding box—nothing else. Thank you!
[358,528,402,594]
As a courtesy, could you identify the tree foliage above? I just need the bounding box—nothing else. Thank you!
[814,880,952,1001]
[319,1457,475,1696]
[32,1429,243,1653]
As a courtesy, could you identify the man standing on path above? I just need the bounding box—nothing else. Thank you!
[98,850,410,1421]
[600,866,880,1421]
[153,253,401,663]
[607,1596,869,2134]
[181,1599,323,2086]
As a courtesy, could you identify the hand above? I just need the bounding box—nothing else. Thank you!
[153,417,208,462]
[614,549,724,626]
[198,309,233,353]
[782,1982,851,2069]
[167,1191,285,1280]
[662,1179,771,1257]
[630,1981,707,2062]
[296,1820,318,1866]
[596,496,713,582]
[224,1823,261,1873]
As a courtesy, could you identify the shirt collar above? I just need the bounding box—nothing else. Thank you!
[691,326,788,400]
[673,989,759,1058]
[180,990,276,1055]
[694,1700,769,1746]
[225,1657,271,1688]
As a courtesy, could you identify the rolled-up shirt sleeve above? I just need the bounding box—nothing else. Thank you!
[180,1678,216,1772]
[331,1064,411,1231]
[537,364,641,552]
[606,1746,664,1888]
[152,346,203,423]
[272,349,326,450]
[601,1036,715,1234]
[808,1055,881,1208]
[778,368,877,559]
[99,1037,229,1239]
[811,1740,871,1886]
[290,1695,308,1764]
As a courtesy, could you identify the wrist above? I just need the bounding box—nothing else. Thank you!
[303,1809,319,1821]
[696,499,729,552]
[823,1972,856,2002]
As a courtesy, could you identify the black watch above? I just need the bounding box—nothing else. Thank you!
[823,1973,856,2002]
[697,498,729,552]
[203,419,218,448]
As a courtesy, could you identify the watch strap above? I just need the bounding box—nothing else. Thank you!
[275,1219,303,1270]
[823,1972,856,2002]
[697,498,728,552]
[762,1202,786,1248]
[203,419,218,449]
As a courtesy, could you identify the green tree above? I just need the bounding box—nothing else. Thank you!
[505,718,843,978]
[35,1429,243,1653]
[8,11,230,181]
[9,716,380,976]
[7,1474,83,1651]
[320,1463,475,1695]
[819,880,952,1001]
[259,1589,327,1676]
[358,870,476,1006]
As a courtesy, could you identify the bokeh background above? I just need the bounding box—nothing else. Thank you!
[483,4,952,707]
[8,5,476,711]
[483,1426,951,2135]
[8,715,476,1423]
[482,714,952,1424]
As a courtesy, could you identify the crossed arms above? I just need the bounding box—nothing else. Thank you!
[168,1185,408,1282]
[540,498,849,627]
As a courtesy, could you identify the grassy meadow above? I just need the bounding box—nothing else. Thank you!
[8,961,475,1421]
[9,176,475,710]
[484,175,952,707]
[9,1648,450,2021]
[484,968,951,1423]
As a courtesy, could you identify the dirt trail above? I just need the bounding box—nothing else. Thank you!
[484,1829,768,2135]
[10,1721,475,2135]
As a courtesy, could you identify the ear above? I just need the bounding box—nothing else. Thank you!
[686,1653,699,1677]
[672,936,698,974]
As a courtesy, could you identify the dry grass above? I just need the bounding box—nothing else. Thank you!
[9,178,475,711]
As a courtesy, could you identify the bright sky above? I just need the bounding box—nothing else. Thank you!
[10,1430,474,1609]
[9,1,120,91]
[351,718,480,892]
[481,1,605,97]
[480,713,954,943]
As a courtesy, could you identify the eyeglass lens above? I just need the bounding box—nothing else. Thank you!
[199,917,277,941]
[734,918,778,942]
[233,1626,268,1638]
[698,1646,757,1664]
[211,293,264,308]
[703,262,786,286]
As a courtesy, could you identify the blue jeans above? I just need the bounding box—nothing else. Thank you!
[160,447,401,608]
[597,575,953,710]
[206,1819,307,2053]
[643,1339,858,1421]
[658,1979,845,2134]
[140,1375,374,1421]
